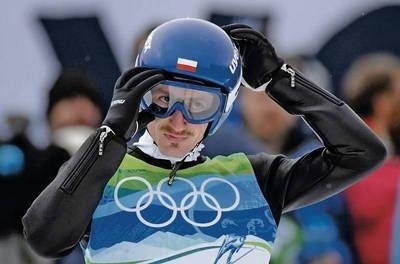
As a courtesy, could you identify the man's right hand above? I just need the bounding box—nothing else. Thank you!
[102,68,165,140]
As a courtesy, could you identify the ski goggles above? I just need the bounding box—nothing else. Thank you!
[141,80,226,124]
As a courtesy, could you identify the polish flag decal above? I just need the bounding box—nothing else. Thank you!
[176,58,198,72]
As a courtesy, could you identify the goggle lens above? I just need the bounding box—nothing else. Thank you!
[142,82,223,123]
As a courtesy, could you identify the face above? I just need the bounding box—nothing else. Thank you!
[240,88,296,144]
[147,110,208,158]
[48,96,102,131]
[375,69,400,124]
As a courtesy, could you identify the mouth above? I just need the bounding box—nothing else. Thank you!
[163,131,188,142]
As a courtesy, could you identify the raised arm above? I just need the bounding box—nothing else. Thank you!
[22,68,165,257]
[223,24,386,218]
[268,65,386,212]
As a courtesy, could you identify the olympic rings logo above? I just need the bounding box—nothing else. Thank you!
[114,177,240,228]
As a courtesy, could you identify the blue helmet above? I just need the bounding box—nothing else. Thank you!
[135,18,242,135]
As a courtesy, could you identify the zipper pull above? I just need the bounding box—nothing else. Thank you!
[282,64,296,88]
[168,154,190,185]
[168,162,180,185]
[98,126,115,156]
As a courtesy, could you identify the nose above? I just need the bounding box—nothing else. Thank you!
[169,110,187,130]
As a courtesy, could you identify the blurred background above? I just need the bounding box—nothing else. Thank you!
[1,0,400,263]
[1,0,399,146]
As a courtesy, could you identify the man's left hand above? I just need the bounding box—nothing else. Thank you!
[222,24,284,89]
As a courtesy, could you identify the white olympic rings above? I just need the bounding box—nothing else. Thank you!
[114,176,240,228]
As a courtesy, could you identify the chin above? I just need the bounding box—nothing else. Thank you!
[159,145,188,158]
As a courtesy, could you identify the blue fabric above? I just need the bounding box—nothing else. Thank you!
[0,144,24,176]
[85,154,277,263]
[294,196,353,264]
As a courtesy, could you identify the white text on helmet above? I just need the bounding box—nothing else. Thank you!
[143,31,154,53]
[229,48,240,74]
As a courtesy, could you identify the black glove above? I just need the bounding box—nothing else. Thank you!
[222,24,284,89]
[102,68,165,140]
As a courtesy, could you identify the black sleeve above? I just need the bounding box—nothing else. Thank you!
[248,65,386,223]
[22,127,126,258]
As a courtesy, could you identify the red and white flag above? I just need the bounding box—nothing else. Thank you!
[176,58,198,72]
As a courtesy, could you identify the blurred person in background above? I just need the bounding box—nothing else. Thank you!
[0,68,104,264]
[238,57,321,156]
[202,55,328,156]
[45,68,104,156]
[341,53,400,153]
[388,102,400,264]
[342,53,400,264]
[0,114,52,264]
[22,18,385,264]
[206,54,331,158]
[43,68,104,264]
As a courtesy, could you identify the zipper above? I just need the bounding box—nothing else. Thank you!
[281,64,296,88]
[281,64,343,106]
[99,126,115,156]
[168,162,180,185]
[167,148,195,185]
[61,127,113,194]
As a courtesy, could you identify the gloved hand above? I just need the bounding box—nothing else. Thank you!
[102,68,165,140]
[222,24,284,89]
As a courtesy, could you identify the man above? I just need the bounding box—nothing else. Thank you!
[44,68,104,155]
[342,53,400,264]
[341,53,400,153]
[22,18,385,263]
